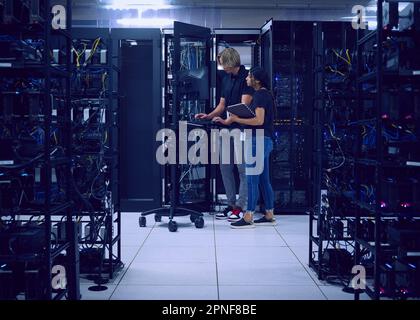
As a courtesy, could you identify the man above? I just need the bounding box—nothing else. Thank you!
[195,48,253,221]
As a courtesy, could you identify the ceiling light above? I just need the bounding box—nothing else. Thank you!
[368,21,378,30]
[116,17,174,28]
[104,0,172,10]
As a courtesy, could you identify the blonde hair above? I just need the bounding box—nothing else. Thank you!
[218,48,241,68]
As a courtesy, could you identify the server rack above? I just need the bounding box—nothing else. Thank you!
[112,28,162,213]
[0,0,79,300]
[259,20,314,213]
[70,28,122,281]
[309,21,357,282]
[139,22,211,231]
[161,23,213,213]
[354,0,420,300]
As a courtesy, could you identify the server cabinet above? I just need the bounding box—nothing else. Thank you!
[309,21,357,281]
[111,29,162,212]
[260,20,314,213]
[161,22,213,212]
[71,27,122,279]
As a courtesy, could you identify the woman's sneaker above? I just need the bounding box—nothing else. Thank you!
[254,216,277,226]
[227,207,242,222]
[230,218,255,229]
[215,206,233,220]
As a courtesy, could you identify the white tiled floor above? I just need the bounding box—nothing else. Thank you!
[79,212,363,300]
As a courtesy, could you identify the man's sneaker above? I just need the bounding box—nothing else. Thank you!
[215,206,233,220]
[227,208,242,222]
[230,218,255,229]
[254,216,277,226]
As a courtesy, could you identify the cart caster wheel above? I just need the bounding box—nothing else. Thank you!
[190,215,196,223]
[195,217,204,229]
[139,216,146,228]
[155,215,162,222]
[168,221,178,232]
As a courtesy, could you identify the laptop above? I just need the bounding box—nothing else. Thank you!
[227,103,255,119]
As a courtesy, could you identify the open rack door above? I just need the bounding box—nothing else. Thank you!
[173,21,212,115]
[259,19,273,90]
[170,21,212,210]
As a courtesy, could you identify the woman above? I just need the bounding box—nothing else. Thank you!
[214,66,276,228]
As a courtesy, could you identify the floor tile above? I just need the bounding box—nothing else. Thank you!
[275,216,309,228]
[111,285,218,300]
[279,234,309,246]
[133,245,215,263]
[143,232,215,248]
[319,285,370,300]
[289,246,310,264]
[77,213,373,300]
[119,262,217,286]
[121,231,151,246]
[216,246,298,264]
[289,246,352,287]
[215,233,287,247]
[301,264,326,286]
[219,285,326,300]
[120,245,141,265]
[217,262,316,286]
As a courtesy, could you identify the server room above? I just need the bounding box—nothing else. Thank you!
[0,0,420,304]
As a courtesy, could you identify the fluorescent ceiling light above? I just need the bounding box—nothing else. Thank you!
[106,4,173,10]
[105,0,166,4]
[104,0,172,10]
[368,21,377,30]
[341,16,377,21]
[365,5,377,12]
[116,17,174,27]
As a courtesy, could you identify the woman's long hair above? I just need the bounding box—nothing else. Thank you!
[249,66,278,120]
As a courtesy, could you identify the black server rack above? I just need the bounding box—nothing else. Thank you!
[309,21,357,283]
[112,28,162,213]
[354,0,420,300]
[162,23,213,213]
[0,0,79,300]
[139,22,211,231]
[259,20,314,213]
[70,28,122,281]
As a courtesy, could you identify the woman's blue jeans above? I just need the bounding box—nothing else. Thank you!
[245,136,274,213]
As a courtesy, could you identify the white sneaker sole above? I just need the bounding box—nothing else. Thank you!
[227,218,241,222]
